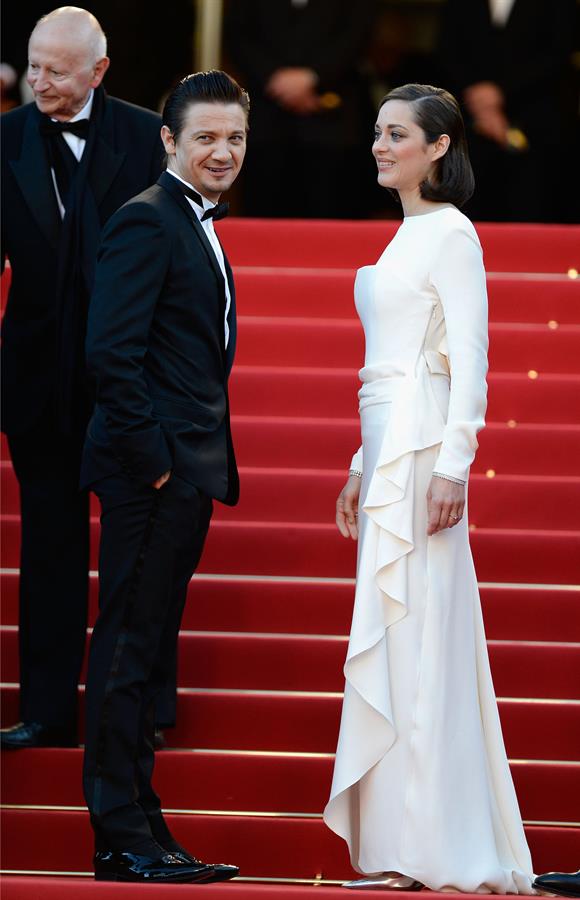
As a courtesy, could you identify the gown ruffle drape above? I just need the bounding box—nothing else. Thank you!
[323,209,534,893]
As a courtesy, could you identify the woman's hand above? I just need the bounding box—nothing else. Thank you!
[336,475,361,540]
[427,476,465,536]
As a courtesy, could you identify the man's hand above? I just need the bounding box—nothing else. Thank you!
[266,67,320,115]
[336,475,361,540]
[426,476,465,536]
[152,470,171,490]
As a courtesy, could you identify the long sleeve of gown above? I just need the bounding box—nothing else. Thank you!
[430,224,489,483]
[350,446,363,473]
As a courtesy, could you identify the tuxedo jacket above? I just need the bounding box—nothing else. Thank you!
[81,171,239,506]
[439,0,576,138]
[1,90,164,434]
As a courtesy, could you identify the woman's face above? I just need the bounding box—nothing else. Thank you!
[372,99,440,194]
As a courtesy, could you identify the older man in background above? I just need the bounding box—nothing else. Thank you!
[0,6,174,750]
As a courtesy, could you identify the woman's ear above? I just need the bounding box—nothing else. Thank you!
[432,133,451,162]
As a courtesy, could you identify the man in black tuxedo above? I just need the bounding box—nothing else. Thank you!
[438,0,577,222]
[80,71,245,883]
[0,7,179,751]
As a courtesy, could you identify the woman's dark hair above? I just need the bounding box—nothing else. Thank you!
[162,69,250,145]
[379,83,474,208]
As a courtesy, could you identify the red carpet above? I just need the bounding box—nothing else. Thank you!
[1,219,579,893]
[216,219,580,272]
[2,627,580,697]
[1,686,578,761]
[1,570,579,641]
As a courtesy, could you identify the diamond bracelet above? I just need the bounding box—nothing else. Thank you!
[432,471,465,485]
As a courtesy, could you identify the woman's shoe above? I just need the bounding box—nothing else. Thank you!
[343,872,424,891]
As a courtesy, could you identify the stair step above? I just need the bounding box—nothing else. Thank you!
[1,748,578,823]
[3,419,580,483]
[10,418,579,478]
[2,516,580,583]
[2,685,577,759]
[228,367,580,423]
[234,317,580,373]
[234,268,580,323]
[1,571,578,643]
[2,368,571,435]
[216,219,580,274]
[237,418,580,476]
[0,878,438,900]
[3,465,579,530]
[2,627,579,698]
[2,808,579,880]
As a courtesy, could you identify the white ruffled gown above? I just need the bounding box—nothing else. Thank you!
[323,208,534,893]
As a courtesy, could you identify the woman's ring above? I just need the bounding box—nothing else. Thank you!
[449,514,460,519]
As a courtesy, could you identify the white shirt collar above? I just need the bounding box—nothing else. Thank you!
[166,168,218,218]
[488,0,516,27]
[51,88,94,124]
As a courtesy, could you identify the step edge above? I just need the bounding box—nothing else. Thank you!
[2,804,579,829]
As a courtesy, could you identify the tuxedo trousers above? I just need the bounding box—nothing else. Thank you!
[7,413,89,730]
[82,471,212,850]
[7,412,177,732]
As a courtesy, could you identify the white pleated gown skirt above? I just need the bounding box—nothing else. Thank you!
[323,397,535,894]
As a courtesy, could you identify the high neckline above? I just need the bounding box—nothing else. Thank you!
[403,205,456,220]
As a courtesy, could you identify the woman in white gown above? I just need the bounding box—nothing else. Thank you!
[323,84,535,893]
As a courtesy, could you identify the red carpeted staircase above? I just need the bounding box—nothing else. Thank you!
[1,219,580,898]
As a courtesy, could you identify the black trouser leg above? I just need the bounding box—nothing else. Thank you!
[137,526,209,844]
[154,656,177,729]
[83,472,212,852]
[7,415,89,731]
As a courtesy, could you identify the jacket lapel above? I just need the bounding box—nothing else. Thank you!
[9,104,61,251]
[87,90,126,210]
[157,170,228,311]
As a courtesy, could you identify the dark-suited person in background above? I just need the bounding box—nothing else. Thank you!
[80,70,244,884]
[0,6,176,751]
[224,0,378,218]
[438,0,577,223]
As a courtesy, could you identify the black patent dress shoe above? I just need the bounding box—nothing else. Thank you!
[0,721,77,750]
[94,849,218,883]
[533,871,580,898]
[168,849,239,882]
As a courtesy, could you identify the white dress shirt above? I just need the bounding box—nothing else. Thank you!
[49,89,94,218]
[488,0,516,27]
[166,169,231,349]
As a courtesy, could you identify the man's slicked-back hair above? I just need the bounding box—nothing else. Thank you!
[379,83,474,208]
[162,70,250,144]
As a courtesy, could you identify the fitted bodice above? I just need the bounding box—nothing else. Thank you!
[350,207,489,482]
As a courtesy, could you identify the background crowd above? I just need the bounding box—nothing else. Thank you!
[2,0,579,223]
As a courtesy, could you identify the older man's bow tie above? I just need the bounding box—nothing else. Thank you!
[39,117,90,139]
[175,179,229,221]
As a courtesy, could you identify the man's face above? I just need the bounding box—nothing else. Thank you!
[162,102,247,202]
[27,25,108,120]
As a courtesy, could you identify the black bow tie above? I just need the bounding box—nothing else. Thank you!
[39,117,90,139]
[173,178,229,222]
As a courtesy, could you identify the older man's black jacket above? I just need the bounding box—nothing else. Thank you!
[1,88,163,434]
